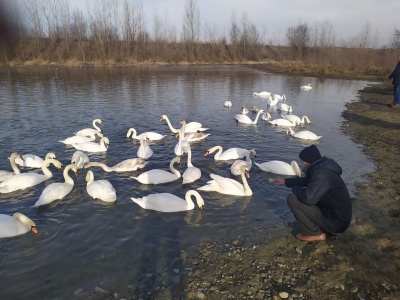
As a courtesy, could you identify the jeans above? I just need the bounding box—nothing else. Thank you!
[393,84,400,105]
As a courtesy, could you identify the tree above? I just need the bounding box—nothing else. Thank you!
[286,22,310,59]
[182,0,200,61]
[391,28,400,49]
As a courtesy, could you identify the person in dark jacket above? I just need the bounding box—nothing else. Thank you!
[270,145,352,242]
[388,55,400,108]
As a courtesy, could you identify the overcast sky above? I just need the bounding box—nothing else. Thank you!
[39,0,400,47]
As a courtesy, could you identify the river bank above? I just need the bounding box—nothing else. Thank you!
[129,78,399,299]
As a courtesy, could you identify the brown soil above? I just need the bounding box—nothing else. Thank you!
[142,72,400,300]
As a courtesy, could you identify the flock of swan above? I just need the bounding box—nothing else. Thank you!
[0,84,321,238]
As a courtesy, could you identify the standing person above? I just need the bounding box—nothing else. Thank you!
[270,145,352,242]
[388,55,400,108]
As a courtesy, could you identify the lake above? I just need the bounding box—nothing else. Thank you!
[0,65,374,298]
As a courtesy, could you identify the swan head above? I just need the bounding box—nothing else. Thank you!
[13,213,38,234]
[94,118,103,125]
[160,115,167,121]
[250,149,256,157]
[10,152,24,162]
[241,165,250,178]
[102,137,110,148]
[69,164,79,176]
[46,152,57,160]
[85,170,94,182]
[126,128,136,138]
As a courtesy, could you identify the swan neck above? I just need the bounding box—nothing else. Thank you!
[85,162,111,172]
[10,153,21,174]
[93,119,101,132]
[253,110,263,123]
[41,159,56,177]
[187,146,194,167]
[170,158,181,177]
[63,165,75,184]
[185,191,196,210]
[212,146,223,159]
[240,169,251,195]
[164,116,178,133]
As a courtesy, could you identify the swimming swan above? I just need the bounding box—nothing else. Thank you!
[131,190,205,212]
[75,118,103,137]
[253,91,271,98]
[240,106,249,114]
[137,135,153,159]
[285,128,322,140]
[160,115,208,134]
[84,158,148,172]
[15,152,56,168]
[301,83,312,90]
[230,149,256,176]
[59,131,103,145]
[224,101,232,108]
[255,160,301,176]
[85,170,117,203]
[71,151,89,169]
[198,165,252,196]
[236,109,265,124]
[205,145,249,161]
[184,131,210,142]
[126,128,166,141]
[0,152,24,182]
[174,121,190,156]
[271,94,286,101]
[130,156,181,185]
[71,137,109,153]
[278,103,293,113]
[267,118,297,127]
[261,112,272,121]
[0,213,38,238]
[282,115,311,125]
[0,158,63,194]
[267,96,279,106]
[34,164,78,207]
[182,145,201,184]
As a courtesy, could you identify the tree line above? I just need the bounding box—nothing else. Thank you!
[0,0,399,70]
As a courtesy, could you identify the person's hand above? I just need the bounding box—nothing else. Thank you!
[268,178,285,185]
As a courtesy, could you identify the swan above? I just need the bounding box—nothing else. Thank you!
[255,160,301,176]
[84,158,148,172]
[267,96,279,106]
[184,131,210,142]
[236,109,265,124]
[278,103,293,113]
[282,115,311,125]
[138,134,153,159]
[268,118,297,127]
[85,170,117,203]
[205,145,249,161]
[174,121,190,156]
[59,131,103,145]
[231,149,256,176]
[0,152,24,182]
[75,118,103,137]
[71,137,109,153]
[71,151,89,169]
[285,128,322,140]
[126,128,166,141]
[240,106,249,114]
[131,190,205,212]
[224,101,232,108]
[301,83,312,90]
[160,115,208,133]
[198,165,252,196]
[15,152,56,168]
[182,145,201,184]
[130,156,181,185]
[261,112,272,121]
[253,91,271,98]
[0,213,38,238]
[0,158,63,194]
[271,94,286,101]
[250,106,260,113]
[34,164,78,207]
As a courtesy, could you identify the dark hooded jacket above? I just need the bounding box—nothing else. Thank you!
[284,156,352,233]
[389,62,400,86]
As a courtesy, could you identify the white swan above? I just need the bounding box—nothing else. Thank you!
[71,151,89,169]
[138,134,153,159]
[15,152,56,168]
[160,115,208,133]
[75,118,103,137]
[250,106,260,113]
[0,158,63,194]
[198,165,252,196]
[130,156,181,185]
[301,83,312,90]
[126,128,166,141]
[240,106,249,114]
[174,121,190,156]
[71,137,109,153]
[85,170,117,203]
[84,158,148,172]
[0,152,23,182]
[267,96,279,106]
[182,145,201,184]
[268,118,297,127]
[0,213,38,238]
[285,128,322,140]
[282,115,311,125]
[131,190,205,212]
[205,145,249,161]
[253,91,271,98]
[231,149,256,176]
[59,131,103,145]
[184,131,210,142]
[278,103,293,113]
[34,164,78,207]
[223,101,232,108]
[261,112,272,121]
[271,94,286,101]
[236,109,265,124]
[255,160,301,176]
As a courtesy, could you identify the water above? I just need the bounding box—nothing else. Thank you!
[0,66,374,298]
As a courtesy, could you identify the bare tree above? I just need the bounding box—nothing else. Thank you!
[70,8,88,61]
[182,0,200,61]
[391,28,400,49]
[311,19,336,48]
[229,12,240,60]
[286,22,310,59]
[24,0,46,59]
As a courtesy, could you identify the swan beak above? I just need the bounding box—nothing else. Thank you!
[31,226,38,234]
[245,171,250,179]
[105,143,109,148]
[159,116,163,121]
[204,151,209,156]
[199,205,205,212]
[60,165,65,171]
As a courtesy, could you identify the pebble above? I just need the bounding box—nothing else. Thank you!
[350,286,358,293]
[296,247,303,254]
[232,240,239,245]
[74,288,83,295]
[173,269,180,274]
[279,291,289,298]
[192,259,200,265]
[94,286,107,293]
[196,291,205,299]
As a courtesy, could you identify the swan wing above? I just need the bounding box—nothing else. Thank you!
[235,114,252,124]
[255,161,296,175]
[34,183,74,206]
[87,180,116,202]
[75,128,99,137]
[182,167,201,184]
[198,173,244,195]
[15,154,44,168]
[219,148,249,160]
[131,193,189,212]
[0,173,47,193]
[132,169,179,184]
[0,215,29,237]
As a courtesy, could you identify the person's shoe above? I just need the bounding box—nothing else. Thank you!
[296,233,326,242]
[391,104,400,109]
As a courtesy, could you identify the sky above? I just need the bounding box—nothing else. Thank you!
[18,0,400,47]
